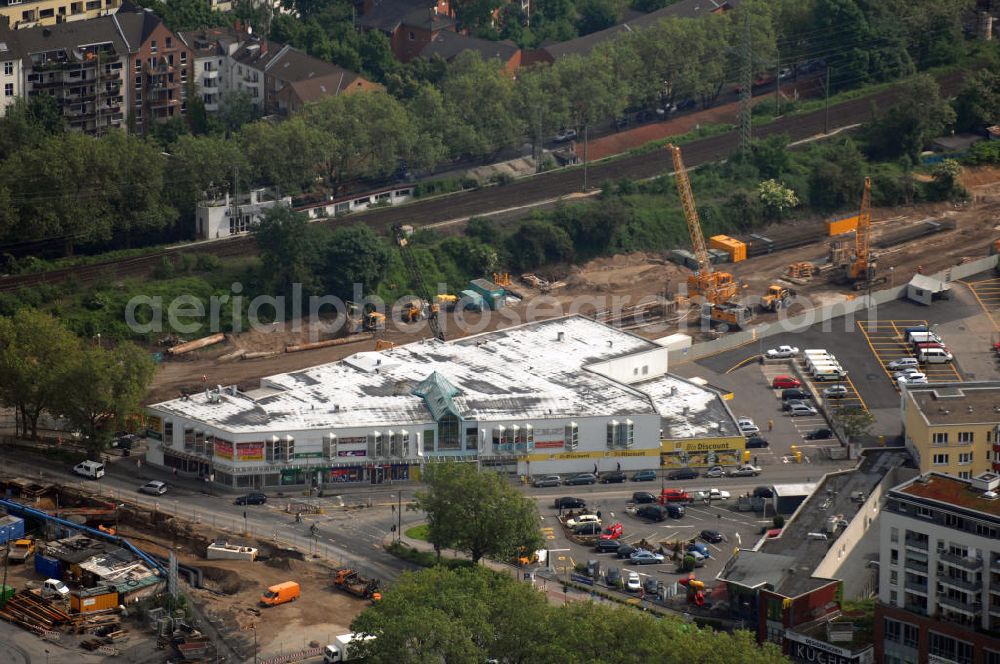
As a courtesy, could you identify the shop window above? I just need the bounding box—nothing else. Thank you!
[164,421,173,444]
[465,426,478,450]
[323,434,337,460]
[606,419,635,449]
[424,429,434,452]
[184,427,195,451]
[438,413,460,450]
[565,422,578,450]
[368,431,384,458]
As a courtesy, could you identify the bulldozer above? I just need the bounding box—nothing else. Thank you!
[759,284,795,312]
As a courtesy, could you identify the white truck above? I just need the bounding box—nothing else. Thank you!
[324,633,373,663]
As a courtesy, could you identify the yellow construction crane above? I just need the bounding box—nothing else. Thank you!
[836,178,886,290]
[668,144,753,328]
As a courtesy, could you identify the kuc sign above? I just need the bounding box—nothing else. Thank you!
[784,631,873,664]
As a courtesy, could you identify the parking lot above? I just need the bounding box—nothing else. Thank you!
[536,485,774,602]
[856,318,963,386]
[962,276,1000,331]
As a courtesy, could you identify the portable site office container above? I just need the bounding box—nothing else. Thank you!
[0,515,24,545]
[70,587,119,614]
[34,555,61,580]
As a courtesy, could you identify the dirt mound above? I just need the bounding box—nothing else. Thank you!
[562,252,687,295]
[200,565,246,595]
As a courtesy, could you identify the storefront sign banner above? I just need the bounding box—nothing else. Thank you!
[338,450,367,457]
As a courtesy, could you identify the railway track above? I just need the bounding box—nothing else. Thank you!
[0,71,963,294]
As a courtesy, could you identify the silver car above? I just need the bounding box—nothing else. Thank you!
[533,474,562,488]
[138,480,168,495]
[788,403,818,417]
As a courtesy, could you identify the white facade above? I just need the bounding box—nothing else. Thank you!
[191,53,224,112]
[144,317,739,488]
[0,52,22,117]
[195,189,292,240]
[879,473,1000,663]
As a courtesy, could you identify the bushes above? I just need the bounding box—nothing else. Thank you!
[965,140,1000,166]
[384,541,475,569]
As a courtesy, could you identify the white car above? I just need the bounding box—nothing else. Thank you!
[42,578,69,599]
[737,417,760,435]
[887,358,919,371]
[788,403,818,416]
[553,128,578,143]
[765,345,799,359]
[823,385,848,399]
[897,373,928,385]
[565,514,601,529]
[625,570,642,592]
[138,480,168,496]
[703,466,727,479]
[696,489,731,501]
[893,367,921,380]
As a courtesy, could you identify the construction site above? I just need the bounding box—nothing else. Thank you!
[146,159,1000,403]
[0,476,371,663]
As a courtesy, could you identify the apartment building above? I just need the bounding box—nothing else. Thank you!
[875,472,1000,664]
[117,9,192,131]
[0,39,24,115]
[0,0,121,30]
[901,382,1000,479]
[177,26,242,113]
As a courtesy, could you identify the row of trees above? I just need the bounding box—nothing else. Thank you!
[0,309,155,452]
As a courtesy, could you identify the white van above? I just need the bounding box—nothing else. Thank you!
[809,361,844,376]
[814,366,848,381]
[907,331,941,344]
[72,460,105,479]
[42,579,69,599]
[919,347,953,364]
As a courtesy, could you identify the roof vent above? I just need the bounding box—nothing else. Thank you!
[972,472,1000,492]
[557,331,565,342]
[984,491,998,500]
[968,405,974,413]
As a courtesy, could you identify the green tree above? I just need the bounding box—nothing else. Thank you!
[253,206,328,296]
[218,90,262,135]
[928,158,965,202]
[0,95,65,160]
[553,53,626,130]
[412,463,543,564]
[320,224,391,300]
[59,342,155,456]
[576,0,621,35]
[831,405,875,442]
[505,219,574,270]
[0,310,80,439]
[807,139,867,210]
[164,134,251,230]
[239,116,329,194]
[440,51,523,158]
[864,74,955,162]
[757,179,799,219]
[146,0,228,31]
[954,68,1000,132]
[751,134,790,179]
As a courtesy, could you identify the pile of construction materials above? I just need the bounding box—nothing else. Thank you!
[0,590,71,634]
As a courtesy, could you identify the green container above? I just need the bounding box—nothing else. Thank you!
[0,585,14,605]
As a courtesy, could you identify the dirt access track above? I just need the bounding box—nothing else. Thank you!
[147,165,1000,403]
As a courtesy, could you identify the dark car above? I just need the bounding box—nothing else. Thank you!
[606,567,622,587]
[616,543,637,559]
[753,486,774,498]
[599,471,627,484]
[234,492,267,506]
[666,504,685,519]
[746,436,770,449]
[631,470,657,482]
[565,473,598,486]
[806,428,834,440]
[575,522,603,536]
[700,529,724,544]
[643,577,660,594]
[781,388,812,401]
[635,505,667,522]
[632,491,657,504]
[555,497,586,510]
[668,468,699,480]
[595,538,622,553]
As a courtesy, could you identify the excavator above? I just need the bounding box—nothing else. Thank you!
[392,224,446,341]
[668,145,754,329]
[834,178,887,291]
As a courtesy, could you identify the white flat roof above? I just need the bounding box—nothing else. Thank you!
[150,316,732,435]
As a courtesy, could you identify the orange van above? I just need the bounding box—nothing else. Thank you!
[260,581,300,607]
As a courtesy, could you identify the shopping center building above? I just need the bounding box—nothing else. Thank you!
[143,316,744,489]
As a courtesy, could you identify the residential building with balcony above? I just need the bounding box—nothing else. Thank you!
[875,472,1000,664]
[901,382,1000,479]
[0,40,23,115]
[177,26,242,113]
[0,0,121,30]
[1,16,128,133]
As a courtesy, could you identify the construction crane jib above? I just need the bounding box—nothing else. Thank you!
[850,177,873,281]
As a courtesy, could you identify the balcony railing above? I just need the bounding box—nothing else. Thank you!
[903,603,928,616]
[937,594,982,614]
[202,68,219,79]
[148,97,179,110]
[905,535,929,551]
[940,551,983,570]
[904,579,929,594]
[905,558,929,572]
[939,576,983,593]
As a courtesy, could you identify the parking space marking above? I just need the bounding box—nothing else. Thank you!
[726,354,762,374]
[857,319,962,388]
[961,278,1000,331]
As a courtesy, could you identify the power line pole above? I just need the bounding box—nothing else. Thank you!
[738,11,753,156]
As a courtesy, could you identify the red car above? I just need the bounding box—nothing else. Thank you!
[772,375,801,389]
[658,488,692,504]
[599,522,623,540]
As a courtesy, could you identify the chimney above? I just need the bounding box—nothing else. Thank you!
[557,331,565,342]
[260,39,268,56]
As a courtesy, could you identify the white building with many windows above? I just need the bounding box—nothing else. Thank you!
[877,471,1000,664]
[142,316,743,489]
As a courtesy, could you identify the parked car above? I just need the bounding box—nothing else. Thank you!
[533,474,563,488]
[635,505,667,522]
[668,468,699,480]
[73,460,105,480]
[789,403,818,416]
[887,357,919,371]
[555,497,586,510]
[823,385,849,399]
[630,550,665,565]
[606,567,622,586]
[781,388,812,401]
[234,492,267,506]
[574,522,603,536]
[566,514,601,529]
[564,473,597,486]
[897,373,928,385]
[686,542,710,558]
[765,345,799,359]
[631,470,657,482]
[783,399,808,412]
[687,550,707,567]
[553,127,578,142]
[666,504,685,519]
[700,529,724,544]
[632,491,657,504]
[696,489,731,501]
[616,543,637,559]
[599,471,627,484]
[805,428,834,440]
[625,570,642,592]
[737,417,760,435]
[643,576,660,595]
[595,538,622,553]
[729,465,761,477]
[659,488,692,503]
[746,435,770,449]
[600,523,624,540]
[772,375,802,389]
[138,480,168,496]
[42,578,70,599]
[704,465,727,479]
[893,367,922,380]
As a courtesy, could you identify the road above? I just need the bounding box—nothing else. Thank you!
[0,71,964,294]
